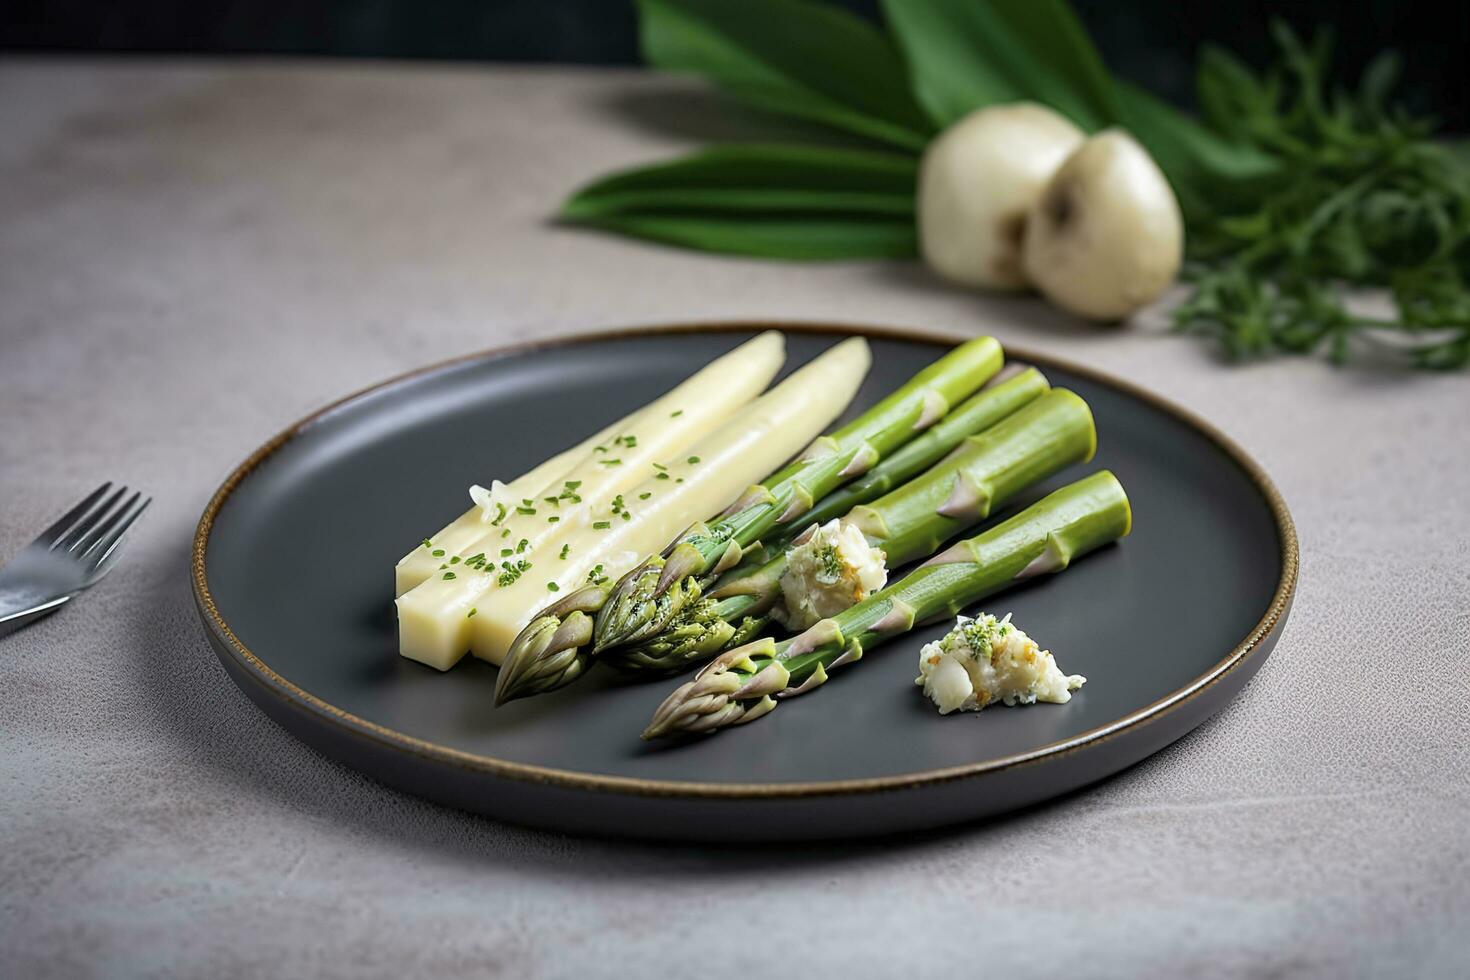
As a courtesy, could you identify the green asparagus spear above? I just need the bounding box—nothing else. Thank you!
[594,337,1006,654]
[604,385,1093,675]
[495,336,1004,705]
[751,365,1048,559]
[642,471,1131,739]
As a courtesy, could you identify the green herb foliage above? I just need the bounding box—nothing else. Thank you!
[559,0,1468,369]
[1174,26,1470,367]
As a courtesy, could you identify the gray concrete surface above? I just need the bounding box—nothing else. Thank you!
[1,59,1466,978]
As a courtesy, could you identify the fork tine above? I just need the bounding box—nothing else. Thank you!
[33,482,112,549]
[57,485,129,553]
[88,495,151,573]
[77,490,142,558]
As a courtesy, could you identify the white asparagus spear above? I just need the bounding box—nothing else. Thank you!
[400,333,785,595]
[398,331,786,670]
[470,337,872,666]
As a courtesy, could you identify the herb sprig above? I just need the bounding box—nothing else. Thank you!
[1174,26,1470,367]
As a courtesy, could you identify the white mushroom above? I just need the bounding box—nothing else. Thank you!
[917,103,1085,290]
[1022,129,1184,320]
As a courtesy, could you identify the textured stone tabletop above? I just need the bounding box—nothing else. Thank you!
[1,59,1466,978]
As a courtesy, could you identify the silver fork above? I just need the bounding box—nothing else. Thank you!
[0,483,152,638]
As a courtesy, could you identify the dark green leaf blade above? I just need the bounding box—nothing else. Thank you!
[561,144,917,219]
[638,0,934,150]
[880,0,1122,131]
[559,144,919,260]
[569,212,918,260]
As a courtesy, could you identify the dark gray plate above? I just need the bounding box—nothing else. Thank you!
[193,323,1297,841]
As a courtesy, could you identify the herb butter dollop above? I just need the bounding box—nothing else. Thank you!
[916,613,1084,714]
[775,518,888,631]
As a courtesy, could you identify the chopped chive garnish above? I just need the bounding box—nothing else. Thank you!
[687,456,700,464]
[516,506,536,515]
[594,446,608,453]
[559,544,570,560]
[639,492,652,500]
[652,462,667,471]
[501,528,511,538]
[467,553,485,564]
[421,538,433,549]
[501,548,513,557]
[467,608,477,618]
[620,511,632,520]
[431,549,445,557]
[546,582,559,592]
[593,520,611,530]
[599,459,622,466]
[490,502,507,526]
[676,478,684,483]
[495,558,532,587]
[547,516,560,523]
[517,538,529,553]
[439,564,447,570]
[544,496,560,506]
[522,498,533,506]
[449,556,460,564]
[442,571,456,580]
[565,480,581,490]
[671,410,683,417]
[655,472,670,480]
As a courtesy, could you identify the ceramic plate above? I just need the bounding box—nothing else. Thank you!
[193,323,1297,840]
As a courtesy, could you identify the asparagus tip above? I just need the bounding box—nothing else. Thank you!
[493,609,596,705]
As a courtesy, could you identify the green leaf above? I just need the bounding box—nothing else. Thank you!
[880,0,1122,131]
[568,213,917,260]
[1196,45,1271,141]
[1115,81,1281,219]
[638,0,934,151]
[560,144,919,260]
[562,144,917,220]
[1358,50,1402,115]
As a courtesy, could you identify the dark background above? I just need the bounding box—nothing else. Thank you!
[3,0,1466,129]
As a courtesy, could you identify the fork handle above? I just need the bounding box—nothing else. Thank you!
[0,589,71,639]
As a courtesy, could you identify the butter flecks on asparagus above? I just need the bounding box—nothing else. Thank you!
[470,337,873,666]
[396,331,786,670]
